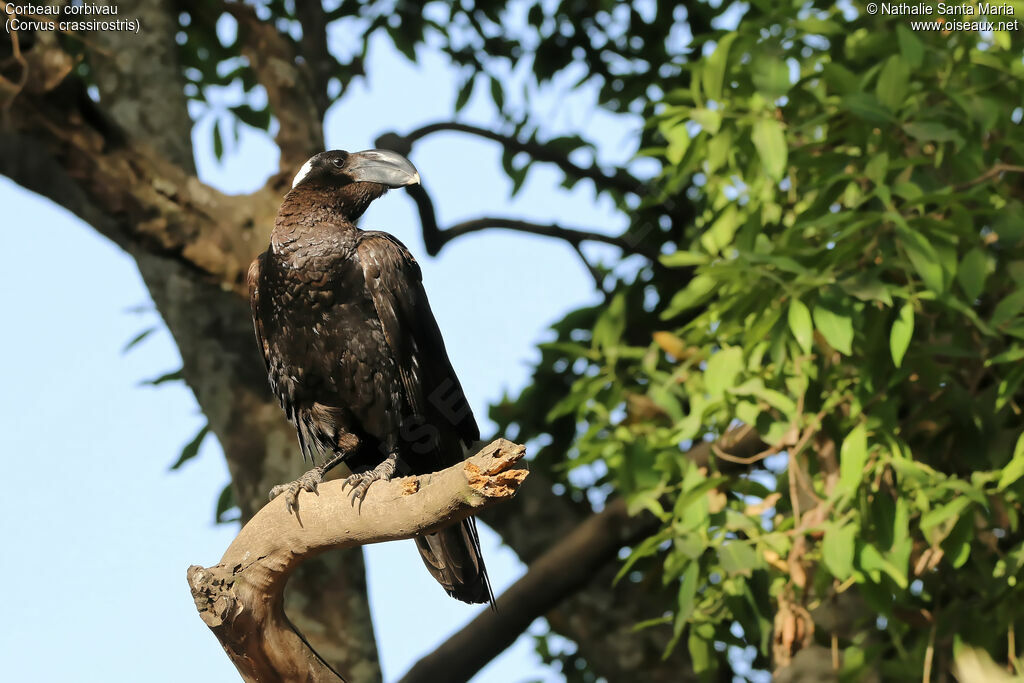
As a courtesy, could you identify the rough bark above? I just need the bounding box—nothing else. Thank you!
[188,440,529,683]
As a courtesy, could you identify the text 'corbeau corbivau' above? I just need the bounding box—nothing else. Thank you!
[247,149,494,606]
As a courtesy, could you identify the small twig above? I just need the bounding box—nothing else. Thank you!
[570,242,607,293]
[923,617,937,682]
[955,163,1024,191]
[712,440,783,465]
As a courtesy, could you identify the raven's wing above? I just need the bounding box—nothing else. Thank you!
[355,230,480,459]
[247,255,272,375]
[248,252,319,459]
[356,230,492,606]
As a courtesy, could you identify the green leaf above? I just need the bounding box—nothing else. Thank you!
[752,56,791,98]
[788,299,813,354]
[896,25,924,67]
[865,152,889,185]
[841,93,896,124]
[662,121,691,165]
[212,119,224,161]
[751,118,787,181]
[701,205,740,254]
[702,33,738,101]
[593,292,627,352]
[718,541,759,576]
[122,327,156,354]
[837,423,869,499]
[920,496,972,545]
[691,107,721,134]
[704,346,743,397]
[170,424,209,471]
[859,542,908,588]
[813,304,854,355]
[822,522,857,580]
[890,303,914,368]
[841,273,894,306]
[660,250,710,267]
[142,368,184,386]
[215,482,239,524]
[662,275,717,318]
[998,433,1024,491]
[992,290,1024,327]
[903,121,965,148]
[957,248,988,301]
[454,76,474,112]
[899,230,946,293]
[876,56,910,112]
[668,561,701,653]
[230,104,272,130]
[489,76,505,111]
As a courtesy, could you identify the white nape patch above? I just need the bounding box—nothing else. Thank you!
[291,157,316,188]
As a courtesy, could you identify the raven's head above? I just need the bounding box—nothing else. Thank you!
[291,149,420,190]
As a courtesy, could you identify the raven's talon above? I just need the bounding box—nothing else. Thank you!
[268,467,324,513]
[342,455,398,505]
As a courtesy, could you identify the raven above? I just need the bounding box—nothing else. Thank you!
[247,149,493,606]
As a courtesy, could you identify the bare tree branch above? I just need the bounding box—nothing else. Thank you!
[441,217,660,257]
[188,439,529,683]
[405,183,659,259]
[377,122,646,197]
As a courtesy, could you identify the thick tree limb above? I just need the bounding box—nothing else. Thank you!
[188,439,529,683]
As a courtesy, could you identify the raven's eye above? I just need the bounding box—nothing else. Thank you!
[332,158,345,168]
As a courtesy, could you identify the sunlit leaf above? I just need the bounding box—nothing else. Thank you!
[890,302,914,368]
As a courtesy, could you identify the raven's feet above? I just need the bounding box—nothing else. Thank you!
[269,466,325,513]
[342,453,399,504]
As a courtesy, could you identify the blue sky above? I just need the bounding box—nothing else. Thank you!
[0,26,639,683]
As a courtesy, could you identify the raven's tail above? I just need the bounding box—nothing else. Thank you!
[415,517,495,608]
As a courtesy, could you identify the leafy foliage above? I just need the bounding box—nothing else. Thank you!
[493,4,1024,679]
[159,0,1024,678]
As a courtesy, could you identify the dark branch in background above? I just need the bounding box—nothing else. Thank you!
[378,122,646,197]
[443,216,662,258]
[399,497,660,683]
[294,1,334,120]
[404,184,661,260]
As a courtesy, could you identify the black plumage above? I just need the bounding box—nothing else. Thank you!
[248,149,493,605]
